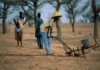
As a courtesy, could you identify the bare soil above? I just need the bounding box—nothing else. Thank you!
[0,23,100,70]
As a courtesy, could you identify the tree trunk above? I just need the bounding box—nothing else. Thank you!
[72,23,75,32]
[93,17,98,45]
[2,1,7,34]
[55,0,62,39]
[72,16,75,32]
[70,15,75,32]
[34,7,37,31]
[2,17,6,34]
[68,4,75,33]
[56,21,62,39]
[94,19,98,38]
[33,0,38,30]
[92,0,98,45]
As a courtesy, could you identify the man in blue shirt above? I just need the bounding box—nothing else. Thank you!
[35,13,43,49]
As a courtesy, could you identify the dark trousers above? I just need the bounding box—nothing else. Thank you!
[36,36,43,49]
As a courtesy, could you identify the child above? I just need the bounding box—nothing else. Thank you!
[14,11,26,47]
[14,19,23,46]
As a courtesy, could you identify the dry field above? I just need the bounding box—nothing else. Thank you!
[0,23,100,70]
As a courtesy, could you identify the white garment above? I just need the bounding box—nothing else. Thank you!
[18,19,24,29]
[14,16,26,29]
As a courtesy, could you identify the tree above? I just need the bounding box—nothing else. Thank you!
[92,0,100,45]
[75,0,100,45]
[20,0,49,28]
[0,0,10,33]
[48,0,70,39]
[0,0,16,33]
[54,0,62,39]
[80,0,92,23]
[64,0,80,32]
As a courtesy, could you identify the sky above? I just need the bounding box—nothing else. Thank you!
[6,0,100,24]
[7,3,82,24]
[40,3,70,23]
[7,3,69,24]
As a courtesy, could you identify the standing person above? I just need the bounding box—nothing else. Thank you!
[40,19,54,55]
[14,11,26,47]
[35,13,43,49]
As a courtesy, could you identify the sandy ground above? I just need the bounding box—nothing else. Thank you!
[0,24,100,70]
